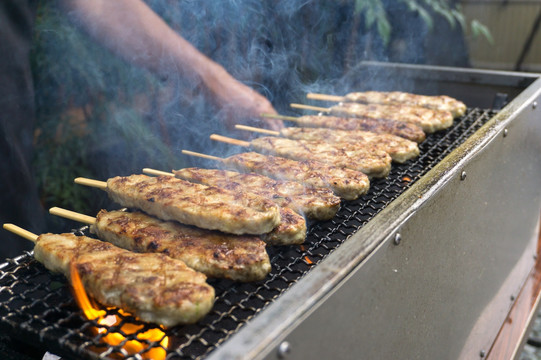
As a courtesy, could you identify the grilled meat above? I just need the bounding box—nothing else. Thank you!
[262,206,307,245]
[106,175,281,235]
[249,136,392,178]
[292,115,426,143]
[343,91,467,117]
[91,210,272,282]
[330,102,453,133]
[279,127,419,163]
[34,232,215,327]
[174,168,340,221]
[222,152,370,200]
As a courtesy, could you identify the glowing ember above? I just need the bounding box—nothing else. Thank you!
[69,262,169,359]
[299,245,313,264]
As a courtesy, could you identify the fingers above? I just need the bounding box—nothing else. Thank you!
[201,68,284,133]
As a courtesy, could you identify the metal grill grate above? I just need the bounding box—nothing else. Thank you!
[0,108,496,360]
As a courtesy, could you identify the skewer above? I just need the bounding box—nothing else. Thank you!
[75,174,282,236]
[142,167,308,244]
[5,224,215,326]
[181,150,222,162]
[49,207,273,280]
[235,124,280,136]
[49,207,95,225]
[234,124,420,164]
[74,177,108,190]
[290,103,330,113]
[142,168,173,177]
[3,224,38,243]
[210,134,250,147]
[210,133,392,178]
[306,93,344,102]
[180,149,370,201]
[260,113,299,121]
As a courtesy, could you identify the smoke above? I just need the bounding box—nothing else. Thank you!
[30,0,470,214]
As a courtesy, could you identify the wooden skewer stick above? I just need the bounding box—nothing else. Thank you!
[290,103,330,113]
[142,168,174,177]
[210,134,250,147]
[260,113,299,121]
[3,224,38,243]
[181,150,222,162]
[306,93,345,102]
[235,124,280,136]
[74,177,108,190]
[49,207,95,225]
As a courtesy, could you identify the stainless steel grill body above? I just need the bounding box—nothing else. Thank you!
[212,63,541,360]
[0,63,540,360]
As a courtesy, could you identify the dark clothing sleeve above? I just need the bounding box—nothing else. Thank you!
[0,0,44,260]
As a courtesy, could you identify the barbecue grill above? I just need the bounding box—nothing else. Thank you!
[1,62,540,360]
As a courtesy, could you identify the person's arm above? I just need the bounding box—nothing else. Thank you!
[58,0,283,130]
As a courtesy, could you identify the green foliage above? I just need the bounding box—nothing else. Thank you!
[353,0,492,45]
[355,0,392,45]
[470,19,494,45]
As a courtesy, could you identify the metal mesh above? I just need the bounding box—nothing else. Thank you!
[0,108,496,360]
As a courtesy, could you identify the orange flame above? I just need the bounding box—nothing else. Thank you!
[69,262,169,359]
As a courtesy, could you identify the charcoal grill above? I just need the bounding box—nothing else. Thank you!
[1,62,540,360]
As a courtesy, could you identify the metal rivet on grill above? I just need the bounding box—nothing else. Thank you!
[277,341,291,358]
[480,349,486,358]
[533,101,538,109]
[394,233,402,245]
[460,171,467,181]
[503,128,508,137]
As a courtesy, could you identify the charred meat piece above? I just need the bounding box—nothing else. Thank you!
[249,136,392,178]
[292,115,426,143]
[279,127,419,163]
[330,102,453,133]
[174,168,340,221]
[34,232,215,327]
[91,210,272,282]
[343,91,466,117]
[222,152,369,201]
[106,175,281,235]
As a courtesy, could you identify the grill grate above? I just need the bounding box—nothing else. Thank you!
[0,108,496,360]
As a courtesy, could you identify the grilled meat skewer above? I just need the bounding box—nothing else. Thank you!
[140,170,307,245]
[206,151,369,201]
[50,207,273,281]
[307,91,466,117]
[75,175,281,236]
[3,224,215,327]
[291,102,453,133]
[333,102,453,132]
[210,135,392,178]
[252,137,392,178]
[236,125,419,164]
[173,168,341,221]
[180,150,369,200]
[265,114,426,143]
[279,127,419,163]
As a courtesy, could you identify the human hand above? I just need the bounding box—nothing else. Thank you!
[203,65,284,135]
